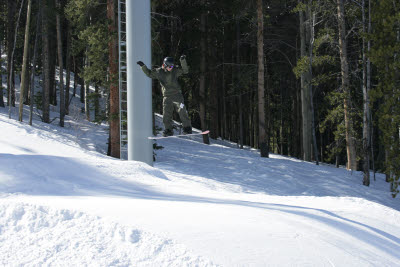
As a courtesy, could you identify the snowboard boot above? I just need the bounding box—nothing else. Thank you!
[183,126,192,134]
[163,128,173,137]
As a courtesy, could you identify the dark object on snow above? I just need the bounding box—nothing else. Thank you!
[183,126,192,134]
[163,128,173,137]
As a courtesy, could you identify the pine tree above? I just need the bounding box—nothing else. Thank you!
[66,0,110,122]
[369,0,400,197]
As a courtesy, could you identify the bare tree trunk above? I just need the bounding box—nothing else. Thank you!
[299,0,312,161]
[236,18,244,149]
[94,84,99,120]
[56,0,65,127]
[0,40,4,107]
[7,0,16,109]
[65,25,71,115]
[73,56,77,97]
[368,0,375,181]
[80,78,84,104]
[84,51,90,121]
[362,0,370,185]
[292,81,300,158]
[199,7,209,144]
[0,0,5,102]
[385,149,390,183]
[29,0,41,126]
[41,0,50,123]
[9,0,25,119]
[19,0,32,122]
[107,0,120,158]
[209,42,219,140]
[296,67,302,158]
[85,82,90,121]
[280,88,284,155]
[257,0,268,157]
[23,0,33,105]
[336,140,340,168]
[337,0,358,170]
[50,42,57,106]
[222,27,227,140]
[394,4,399,185]
[80,61,85,103]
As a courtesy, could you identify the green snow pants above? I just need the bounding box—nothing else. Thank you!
[163,93,191,131]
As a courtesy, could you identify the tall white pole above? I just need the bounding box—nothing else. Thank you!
[126,0,153,166]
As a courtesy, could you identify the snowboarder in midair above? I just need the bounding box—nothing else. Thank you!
[137,55,192,137]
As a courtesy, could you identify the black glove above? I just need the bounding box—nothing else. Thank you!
[180,55,186,61]
[137,61,144,67]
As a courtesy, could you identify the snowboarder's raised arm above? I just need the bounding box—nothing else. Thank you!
[137,61,160,80]
[176,55,189,77]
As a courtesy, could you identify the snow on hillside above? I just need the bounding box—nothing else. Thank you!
[1,67,400,266]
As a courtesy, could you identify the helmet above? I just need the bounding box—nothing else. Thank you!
[163,57,174,67]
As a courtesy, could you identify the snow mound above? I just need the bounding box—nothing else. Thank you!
[0,202,216,266]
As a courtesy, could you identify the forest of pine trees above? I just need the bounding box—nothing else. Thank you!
[0,0,399,197]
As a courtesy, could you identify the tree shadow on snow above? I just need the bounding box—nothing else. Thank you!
[155,137,397,210]
[0,153,169,197]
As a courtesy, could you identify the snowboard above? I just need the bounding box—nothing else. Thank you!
[148,130,210,140]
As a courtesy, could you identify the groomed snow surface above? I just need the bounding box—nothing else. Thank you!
[1,74,400,266]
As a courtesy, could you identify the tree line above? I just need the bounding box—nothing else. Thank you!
[0,0,399,197]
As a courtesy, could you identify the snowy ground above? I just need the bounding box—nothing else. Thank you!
[1,69,400,266]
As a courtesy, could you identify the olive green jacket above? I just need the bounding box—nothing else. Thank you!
[141,58,189,97]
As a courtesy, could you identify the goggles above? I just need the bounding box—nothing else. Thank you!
[166,65,174,69]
